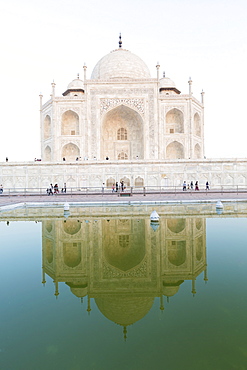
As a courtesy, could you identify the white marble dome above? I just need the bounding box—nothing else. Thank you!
[67,77,84,90]
[159,76,176,89]
[91,48,151,80]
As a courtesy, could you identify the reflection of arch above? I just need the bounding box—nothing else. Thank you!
[102,105,144,160]
[103,219,145,271]
[166,108,184,134]
[167,219,186,233]
[135,176,144,187]
[63,242,81,267]
[118,152,128,160]
[168,240,186,266]
[44,115,51,140]
[44,146,51,161]
[195,219,202,230]
[63,219,81,235]
[45,239,53,263]
[194,144,201,159]
[45,221,53,233]
[194,113,201,137]
[61,110,79,135]
[62,143,80,161]
[196,236,203,261]
[117,128,127,140]
[166,141,184,159]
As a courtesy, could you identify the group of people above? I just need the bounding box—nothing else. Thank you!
[47,183,66,195]
[112,181,125,192]
[183,181,209,191]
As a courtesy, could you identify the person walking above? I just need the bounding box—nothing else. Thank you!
[183,181,187,191]
[190,181,193,190]
[195,181,199,191]
[115,182,118,192]
[206,181,210,190]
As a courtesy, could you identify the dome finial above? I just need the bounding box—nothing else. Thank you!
[119,33,122,48]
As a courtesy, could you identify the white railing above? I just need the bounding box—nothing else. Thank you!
[0,185,247,197]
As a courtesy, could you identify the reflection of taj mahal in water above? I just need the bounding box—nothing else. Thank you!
[42,216,207,338]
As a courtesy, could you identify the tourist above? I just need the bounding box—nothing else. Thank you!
[112,184,115,192]
[206,181,210,190]
[0,184,3,194]
[195,181,199,191]
[63,157,66,161]
[106,156,109,160]
[54,184,59,194]
[6,157,8,162]
[115,182,118,192]
[102,183,105,193]
[62,183,66,193]
[190,181,193,190]
[183,181,186,191]
[121,181,124,192]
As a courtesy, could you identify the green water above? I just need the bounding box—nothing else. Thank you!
[0,213,247,370]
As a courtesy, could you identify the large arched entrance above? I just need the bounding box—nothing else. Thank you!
[101,105,144,160]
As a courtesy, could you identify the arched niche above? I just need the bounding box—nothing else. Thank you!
[62,143,80,161]
[135,176,144,187]
[167,219,186,234]
[103,219,145,272]
[102,105,144,160]
[61,110,79,135]
[120,176,130,187]
[194,113,201,137]
[166,141,184,159]
[63,242,81,268]
[166,108,184,134]
[44,146,51,161]
[194,143,201,159]
[63,219,81,235]
[106,177,115,188]
[195,236,203,261]
[44,115,51,140]
[168,240,186,266]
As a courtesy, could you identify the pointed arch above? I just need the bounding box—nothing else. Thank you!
[166,108,184,134]
[44,115,51,139]
[166,141,184,159]
[62,143,80,161]
[61,110,79,135]
[194,113,201,137]
[194,144,201,159]
[102,105,143,160]
[44,145,51,161]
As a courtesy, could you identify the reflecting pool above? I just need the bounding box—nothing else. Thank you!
[0,205,247,369]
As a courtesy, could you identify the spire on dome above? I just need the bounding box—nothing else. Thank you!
[119,33,122,48]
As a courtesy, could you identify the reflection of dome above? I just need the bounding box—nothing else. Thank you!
[91,49,151,80]
[66,283,88,298]
[95,296,154,326]
[163,280,184,297]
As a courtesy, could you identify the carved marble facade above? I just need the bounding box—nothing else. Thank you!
[40,46,204,163]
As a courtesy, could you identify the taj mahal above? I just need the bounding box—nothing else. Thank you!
[1,36,247,189]
[41,36,204,163]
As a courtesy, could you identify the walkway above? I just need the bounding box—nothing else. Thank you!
[1,190,247,209]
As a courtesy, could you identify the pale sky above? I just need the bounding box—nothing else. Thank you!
[0,0,246,161]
